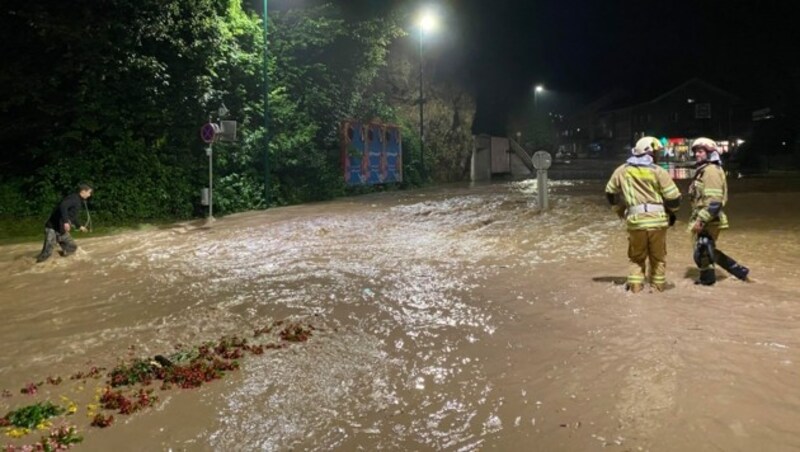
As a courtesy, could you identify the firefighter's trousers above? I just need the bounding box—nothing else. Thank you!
[627,228,667,289]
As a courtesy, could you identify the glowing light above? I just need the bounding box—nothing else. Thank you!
[417,9,440,34]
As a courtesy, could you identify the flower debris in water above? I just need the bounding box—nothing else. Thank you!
[2,318,316,449]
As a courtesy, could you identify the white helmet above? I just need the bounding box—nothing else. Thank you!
[691,137,718,152]
[632,136,662,156]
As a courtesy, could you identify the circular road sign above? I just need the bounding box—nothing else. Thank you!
[532,150,552,170]
[200,122,220,143]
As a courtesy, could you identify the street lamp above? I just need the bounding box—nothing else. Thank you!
[416,7,439,181]
[533,84,544,115]
[532,84,545,149]
[262,0,270,206]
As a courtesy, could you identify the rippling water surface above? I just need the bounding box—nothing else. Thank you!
[2,178,800,451]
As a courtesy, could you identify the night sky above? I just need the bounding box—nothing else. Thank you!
[325,0,798,134]
[456,0,798,133]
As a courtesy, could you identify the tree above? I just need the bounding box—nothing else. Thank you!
[0,1,443,225]
[373,36,476,183]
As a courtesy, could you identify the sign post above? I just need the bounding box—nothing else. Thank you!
[207,145,214,219]
[532,150,552,210]
[200,122,220,220]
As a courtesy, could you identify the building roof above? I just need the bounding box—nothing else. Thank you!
[598,78,743,114]
[649,78,742,104]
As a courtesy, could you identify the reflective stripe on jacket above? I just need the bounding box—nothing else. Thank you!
[606,163,681,230]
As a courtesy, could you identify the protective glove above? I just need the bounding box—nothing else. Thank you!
[668,212,677,227]
[612,205,626,220]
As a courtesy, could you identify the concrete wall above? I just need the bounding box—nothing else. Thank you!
[471,134,492,181]
[490,137,510,174]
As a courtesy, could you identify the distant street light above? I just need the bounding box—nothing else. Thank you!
[416,7,439,181]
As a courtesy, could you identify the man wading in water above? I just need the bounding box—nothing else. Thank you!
[35,183,93,263]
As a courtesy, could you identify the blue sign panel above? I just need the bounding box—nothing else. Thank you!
[384,126,402,183]
[366,123,383,184]
[342,121,402,186]
[343,121,367,185]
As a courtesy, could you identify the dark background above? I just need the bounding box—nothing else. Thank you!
[310,0,799,134]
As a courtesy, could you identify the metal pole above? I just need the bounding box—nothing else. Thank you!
[537,169,548,210]
[208,144,214,219]
[418,27,425,181]
[263,0,270,206]
[533,92,538,149]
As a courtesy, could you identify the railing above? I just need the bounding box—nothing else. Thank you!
[507,138,535,173]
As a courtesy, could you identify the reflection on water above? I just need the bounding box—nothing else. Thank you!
[1,178,800,451]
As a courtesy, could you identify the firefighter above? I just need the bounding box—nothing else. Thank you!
[688,137,750,285]
[606,136,682,293]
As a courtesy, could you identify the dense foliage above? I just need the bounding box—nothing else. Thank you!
[0,1,474,226]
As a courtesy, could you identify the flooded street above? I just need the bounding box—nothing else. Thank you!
[2,178,800,451]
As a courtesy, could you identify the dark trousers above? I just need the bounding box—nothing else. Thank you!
[36,227,77,262]
[694,225,749,284]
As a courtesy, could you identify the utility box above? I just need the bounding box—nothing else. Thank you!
[200,188,210,206]
[218,120,237,142]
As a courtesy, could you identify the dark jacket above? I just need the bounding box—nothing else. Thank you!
[45,193,83,234]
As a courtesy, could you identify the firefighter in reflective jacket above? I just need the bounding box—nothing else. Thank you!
[688,137,750,285]
[606,136,682,293]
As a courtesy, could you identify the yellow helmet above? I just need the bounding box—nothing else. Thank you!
[632,136,662,156]
[691,137,718,152]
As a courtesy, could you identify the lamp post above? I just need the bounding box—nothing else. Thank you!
[533,84,544,148]
[262,0,270,206]
[416,8,439,181]
[533,84,544,115]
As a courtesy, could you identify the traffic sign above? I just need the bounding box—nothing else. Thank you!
[200,123,220,143]
[532,150,552,170]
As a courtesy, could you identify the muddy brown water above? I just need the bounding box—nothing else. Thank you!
[1,178,800,451]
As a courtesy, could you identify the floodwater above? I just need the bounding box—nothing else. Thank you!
[2,177,800,451]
